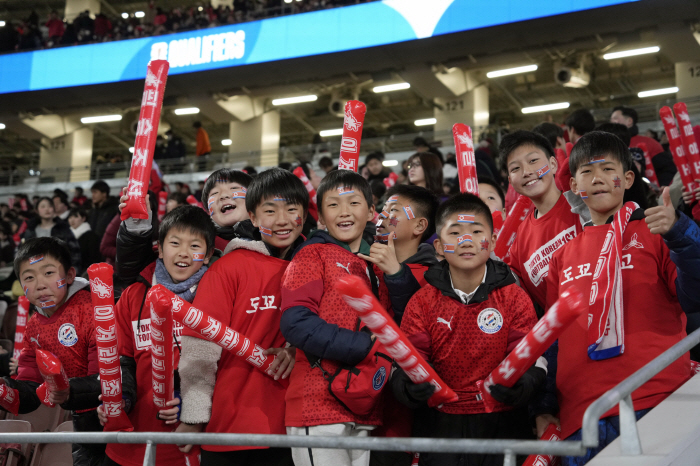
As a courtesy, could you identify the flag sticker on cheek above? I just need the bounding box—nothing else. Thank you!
[29,255,43,265]
[193,253,205,262]
[56,278,66,289]
[613,176,622,188]
[443,244,455,254]
[259,226,272,236]
[480,239,489,251]
[231,191,246,199]
[208,196,216,216]
[23,285,29,295]
[537,165,550,178]
[404,206,415,219]
[295,216,302,227]
[458,234,473,245]
[580,190,588,199]
[378,210,388,219]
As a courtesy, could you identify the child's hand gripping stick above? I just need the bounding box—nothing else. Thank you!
[522,423,562,466]
[0,384,20,415]
[146,285,288,387]
[148,286,175,410]
[338,100,366,172]
[660,106,695,193]
[13,296,29,360]
[293,166,318,208]
[452,124,479,195]
[336,275,458,407]
[493,194,533,260]
[476,287,584,413]
[157,191,168,221]
[121,60,169,221]
[35,349,69,407]
[88,263,133,431]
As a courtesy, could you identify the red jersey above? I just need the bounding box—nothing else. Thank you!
[185,245,288,452]
[106,263,186,466]
[506,194,582,309]
[546,219,689,438]
[401,260,536,414]
[18,283,98,384]
[408,263,429,287]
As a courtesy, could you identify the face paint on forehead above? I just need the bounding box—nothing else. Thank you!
[29,255,43,265]
[587,159,606,165]
[457,214,475,223]
[337,186,355,196]
[386,195,399,204]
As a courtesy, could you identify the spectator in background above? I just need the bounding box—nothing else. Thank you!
[93,12,112,41]
[533,122,567,151]
[194,181,205,203]
[564,108,595,144]
[0,221,15,267]
[318,156,335,174]
[87,180,119,238]
[72,186,88,206]
[153,135,166,160]
[68,208,102,272]
[407,152,444,198]
[365,152,389,183]
[242,165,258,176]
[45,10,64,45]
[52,193,71,220]
[166,192,187,213]
[413,136,444,163]
[194,121,211,171]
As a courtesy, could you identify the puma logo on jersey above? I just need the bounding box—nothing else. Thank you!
[622,233,643,250]
[336,262,351,274]
[30,336,40,347]
[437,316,453,331]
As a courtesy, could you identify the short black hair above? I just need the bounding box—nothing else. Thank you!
[36,196,53,209]
[316,169,373,217]
[75,187,84,194]
[369,179,386,203]
[477,176,506,208]
[365,152,384,164]
[15,237,72,276]
[386,184,439,241]
[499,130,555,170]
[91,180,110,195]
[158,205,217,254]
[612,106,638,125]
[413,137,430,148]
[436,193,493,236]
[68,208,87,219]
[242,166,258,176]
[52,193,69,208]
[318,156,334,170]
[565,109,595,136]
[202,169,252,203]
[167,192,188,205]
[245,167,310,214]
[569,131,634,175]
[532,122,564,149]
[595,123,631,146]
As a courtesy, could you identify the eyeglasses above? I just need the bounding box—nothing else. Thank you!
[407,161,421,169]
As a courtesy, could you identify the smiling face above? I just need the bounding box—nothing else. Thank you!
[435,211,495,273]
[507,145,558,201]
[319,186,374,252]
[376,195,425,243]
[571,156,634,225]
[20,255,76,315]
[249,197,305,257]
[158,228,211,283]
[207,181,249,227]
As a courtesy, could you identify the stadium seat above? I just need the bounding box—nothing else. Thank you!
[6,404,62,433]
[28,421,73,466]
[0,419,33,466]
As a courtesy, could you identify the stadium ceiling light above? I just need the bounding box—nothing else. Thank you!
[0,21,6,27]
[81,114,122,124]
[129,147,134,153]
[414,118,437,126]
[603,46,660,60]
[382,160,399,167]
[373,82,410,93]
[271,95,318,106]
[0,123,5,129]
[320,128,343,137]
[174,107,200,115]
[121,13,129,19]
[486,64,538,78]
[638,87,678,98]
[221,139,232,146]
[134,11,145,18]
[521,102,570,114]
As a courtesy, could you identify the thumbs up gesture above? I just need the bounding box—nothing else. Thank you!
[644,187,678,235]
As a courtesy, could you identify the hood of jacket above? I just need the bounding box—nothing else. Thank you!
[424,258,516,305]
[35,277,90,317]
[404,243,438,267]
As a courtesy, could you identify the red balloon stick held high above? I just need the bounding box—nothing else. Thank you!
[293,166,318,209]
[149,287,175,410]
[121,60,170,221]
[452,124,479,195]
[13,296,29,360]
[338,100,366,172]
[157,190,168,221]
[673,102,700,180]
[336,275,458,407]
[660,106,694,193]
[493,194,533,260]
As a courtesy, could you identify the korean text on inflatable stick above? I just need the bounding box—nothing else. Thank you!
[476,287,584,412]
[13,296,29,360]
[633,143,660,187]
[157,191,168,221]
[673,102,700,180]
[452,124,479,195]
[35,349,69,407]
[522,423,562,466]
[336,275,458,407]
[660,106,694,193]
[338,100,366,172]
[146,285,288,387]
[293,166,318,208]
[88,263,133,432]
[493,194,533,260]
[0,384,19,415]
[148,287,175,410]
[121,60,170,221]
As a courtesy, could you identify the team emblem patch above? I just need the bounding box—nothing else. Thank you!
[477,308,503,334]
[373,366,387,390]
[58,323,79,346]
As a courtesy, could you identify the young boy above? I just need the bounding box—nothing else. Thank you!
[176,168,306,465]
[501,131,586,314]
[541,131,700,465]
[478,177,506,219]
[394,194,544,466]
[202,168,253,251]
[280,169,393,466]
[100,206,217,466]
[1,237,111,466]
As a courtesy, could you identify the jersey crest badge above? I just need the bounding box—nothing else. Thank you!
[477,308,503,334]
[58,323,79,347]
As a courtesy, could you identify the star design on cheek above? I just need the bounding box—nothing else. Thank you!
[389,217,399,227]
[295,216,302,227]
[613,176,622,188]
[480,239,489,251]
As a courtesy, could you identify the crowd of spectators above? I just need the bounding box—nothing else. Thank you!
[0,0,376,53]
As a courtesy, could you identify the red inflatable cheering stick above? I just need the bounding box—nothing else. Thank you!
[452,124,479,195]
[476,287,584,412]
[633,143,660,187]
[338,100,367,172]
[493,194,533,260]
[35,349,70,408]
[673,103,700,181]
[522,423,562,466]
[0,384,20,416]
[121,60,170,221]
[13,296,30,360]
[146,285,288,387]
[157,191,168,221]
[149,288,175,409]
[293,166,318,208]
[336,275,458,407]
[660,106,694,193]
[88,263,133,431]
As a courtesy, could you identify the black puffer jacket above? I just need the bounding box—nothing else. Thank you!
[88,196,120,238]
[22,217,82,274]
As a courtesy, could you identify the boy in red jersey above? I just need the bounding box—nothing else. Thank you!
[541,131,700,465]
[395,194,544,466]
[175,168,305,466]
[0,237,111,466]
[502,131,587,315]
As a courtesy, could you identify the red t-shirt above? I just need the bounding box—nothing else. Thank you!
[505,194,582,309]
[631,134,664,158]
[546,220,690,438]
[185,248,288,452]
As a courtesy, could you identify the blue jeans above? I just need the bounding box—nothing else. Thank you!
[562,409,651,466]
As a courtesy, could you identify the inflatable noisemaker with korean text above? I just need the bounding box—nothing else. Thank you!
[13,296,29,361]
[336,275,458,407]
[338,100,367,172]
[493,194,533,260]
[673,103,700,180]
[476,287,584,413]
[633,143,660,187]
[522,423,562,466]
[0,384,20,415]
[88,263,133,431]
[293,166,318,209]
[157,190,168,221]
[121,60,170,221]
[660,106,695,193]
[148,286,175,410]
[453,123,479,195]
[35,349,69,408]
[146,285,288,387]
